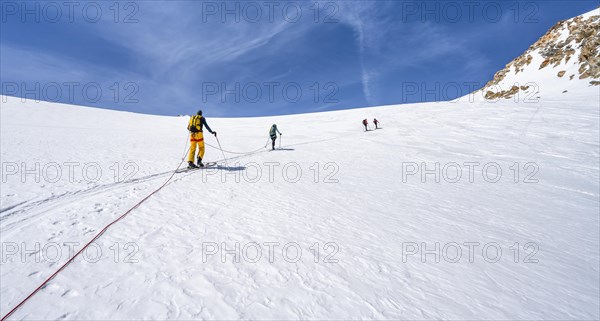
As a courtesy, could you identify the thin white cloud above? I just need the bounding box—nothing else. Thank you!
[332,1,496,105]
[333,1,379,104]
[83,3,298,79]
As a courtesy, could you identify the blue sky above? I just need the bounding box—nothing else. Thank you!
[1,0,598,117]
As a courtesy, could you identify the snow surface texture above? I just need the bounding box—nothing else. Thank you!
[1,9,599,321]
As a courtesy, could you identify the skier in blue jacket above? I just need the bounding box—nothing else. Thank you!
[269,124,282,150]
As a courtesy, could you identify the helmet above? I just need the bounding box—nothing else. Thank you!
[197,110,203,115]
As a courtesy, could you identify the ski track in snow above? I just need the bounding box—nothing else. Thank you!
[1,82,599,319]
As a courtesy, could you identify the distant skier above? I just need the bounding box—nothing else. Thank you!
[362,119,369,131]
[269,124,282,150]
[373,118,380,129]
[187,110,217,168]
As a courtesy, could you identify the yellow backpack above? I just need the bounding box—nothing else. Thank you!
[188,115,202,133]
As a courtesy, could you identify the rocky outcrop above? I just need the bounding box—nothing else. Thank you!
[484,85,530,100]
[481,10,599,99]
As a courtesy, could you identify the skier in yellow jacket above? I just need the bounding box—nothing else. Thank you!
[187,110,217,168]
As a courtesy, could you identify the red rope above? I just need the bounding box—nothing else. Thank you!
[1,154,188,320]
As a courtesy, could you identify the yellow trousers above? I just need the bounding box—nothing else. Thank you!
[188,132,205,162]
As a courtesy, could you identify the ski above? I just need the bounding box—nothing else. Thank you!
[176,162,218,173]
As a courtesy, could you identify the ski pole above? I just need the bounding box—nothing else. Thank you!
[215,135,229,168]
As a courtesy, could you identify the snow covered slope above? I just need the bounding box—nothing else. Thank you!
[1,9,599,321]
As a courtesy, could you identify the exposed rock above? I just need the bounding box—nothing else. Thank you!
[484,85,525,100]
[480,11,599,99]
